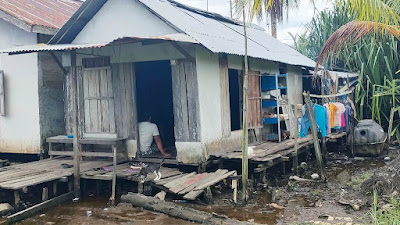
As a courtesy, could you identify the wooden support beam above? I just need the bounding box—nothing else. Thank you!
[304,92,326,181]
[14,191,20,207]
[53,181,57,197]
[49,150,114,158]
[49,143,53,159]
[42,188,48,202]
[68,178,73,192]
[7,192,75,225]
[49,51,67,76]
[71,50,81,198]
[169,42,195,62]
[110,145,117,206]
[349,117,355,157]
[232,172,238,204]
[138,181,144,194]
[321,137,328,164]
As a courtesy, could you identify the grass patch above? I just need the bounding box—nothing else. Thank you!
[371,191,400,225]
[350,172,373,191]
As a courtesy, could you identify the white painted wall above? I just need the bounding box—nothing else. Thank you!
[0,19,41,154]
[73,0,178,44]
[195,46,223,143]
[287,65,303,105]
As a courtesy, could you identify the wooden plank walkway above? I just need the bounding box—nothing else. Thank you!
[81,163,237,201]
[0,158,110,190]
[212,135,314,163]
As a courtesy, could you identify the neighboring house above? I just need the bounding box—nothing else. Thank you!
[2,0,316,163]
[0,0,82,154]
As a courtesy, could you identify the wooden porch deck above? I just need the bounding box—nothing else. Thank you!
[211,132,347,173]
[0,158,110,191]
[81,163,238,201]
[212,135,314,164]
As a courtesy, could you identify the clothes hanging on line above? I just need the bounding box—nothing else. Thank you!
[300,101,351,137]
[300,104,328,138]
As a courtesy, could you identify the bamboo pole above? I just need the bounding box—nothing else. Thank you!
[388,107,395,144]
[241,8,249,202]
[304,92,326,181]
[293,75,299,175]
[71,50,81,198]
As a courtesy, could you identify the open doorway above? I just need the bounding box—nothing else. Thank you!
[229,69,242,131]
[135,60,176,158]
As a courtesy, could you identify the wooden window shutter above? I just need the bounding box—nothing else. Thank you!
[247,70,262,128]
[0,71,4,116]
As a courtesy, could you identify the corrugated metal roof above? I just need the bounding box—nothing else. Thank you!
[1,34,199,54]
[138,0,316,68]
[0,0,82,29]
[48,0,315,68]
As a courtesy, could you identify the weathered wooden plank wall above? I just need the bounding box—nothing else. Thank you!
[171,59,200,142]
[65,67,74,135]
[111,63,136,139]
[248,70,262,129]
[80,67,116,135]
[219,55,231,137]
[65,63,137,139]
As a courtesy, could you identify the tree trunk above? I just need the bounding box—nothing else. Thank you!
[271,13,277,38]
[121,193,255,225]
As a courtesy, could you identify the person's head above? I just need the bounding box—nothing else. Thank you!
[142,112,152,122]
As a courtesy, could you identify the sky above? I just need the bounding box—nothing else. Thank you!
[174,0,334,45]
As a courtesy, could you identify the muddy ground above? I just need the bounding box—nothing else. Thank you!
[3,143,399,225]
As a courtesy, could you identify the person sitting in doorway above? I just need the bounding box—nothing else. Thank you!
[139,112,171,157]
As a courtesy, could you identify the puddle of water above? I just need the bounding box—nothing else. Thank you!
[16,197,190,225]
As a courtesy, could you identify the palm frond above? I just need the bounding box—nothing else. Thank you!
[344,0,400,26]
[316,20,400,70]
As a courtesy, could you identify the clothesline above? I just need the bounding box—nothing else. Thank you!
[302,89,353,98]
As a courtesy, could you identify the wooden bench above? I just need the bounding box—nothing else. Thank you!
[46,135,126,205]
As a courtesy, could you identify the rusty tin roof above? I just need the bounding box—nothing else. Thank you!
[0,0,82,33]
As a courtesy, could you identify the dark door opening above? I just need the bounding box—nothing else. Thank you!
[135,60,176,158]
[229,69,242,131]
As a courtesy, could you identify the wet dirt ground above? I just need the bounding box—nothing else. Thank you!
[4,145,398,225]
[14,197,191,225]
[188,153,388,224]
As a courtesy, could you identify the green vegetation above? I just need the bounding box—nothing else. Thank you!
[236,1,400,137]
[291,1,400,140]
[371,191,400,225]
[350,172,372,191]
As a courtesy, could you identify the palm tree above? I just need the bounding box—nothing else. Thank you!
[234,0,300,38]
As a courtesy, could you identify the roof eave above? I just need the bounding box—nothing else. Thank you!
[0,9,59,35]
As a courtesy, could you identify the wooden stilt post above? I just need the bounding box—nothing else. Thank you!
[42,187,49,202]
[321,136,328,164]
[111,145,117,206]
[349,116,355,157]
[53,181,57,197]
[96,180,101,196]
[304,92,326,181]
[14,190,20,207]
[138,181,144,194]
[71,49,81,199]
[68,178,73,192]
[241,8,249,203]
